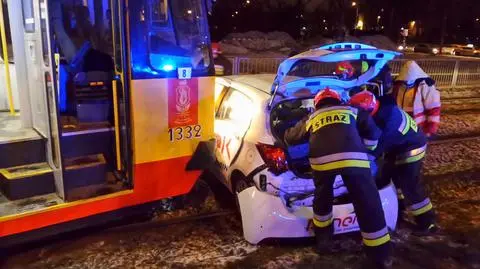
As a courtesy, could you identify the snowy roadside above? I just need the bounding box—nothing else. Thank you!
[437,111,480,138]
[3,139,480,269]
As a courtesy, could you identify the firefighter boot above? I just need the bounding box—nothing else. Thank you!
[363,243,393,269]
[314,226,340,254]
[362,258,393,269]
[413,211,439,236]
[397,199,406,223]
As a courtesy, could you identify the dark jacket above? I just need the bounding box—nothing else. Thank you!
[214,55,233,76]
[284,104,381,172]
[371,96,427,161]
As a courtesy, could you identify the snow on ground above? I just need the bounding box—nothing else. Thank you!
[3,136,480,269]
[424,138,480,176]
[437,111,480,138]
[3,109,480,269]
[3,216,257,269]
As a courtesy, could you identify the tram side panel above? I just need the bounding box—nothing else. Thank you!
[130,77,215,198]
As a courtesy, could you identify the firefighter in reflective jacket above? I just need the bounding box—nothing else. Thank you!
[349,91,437,234]
[393,60,441,137]
[284,88,392,269]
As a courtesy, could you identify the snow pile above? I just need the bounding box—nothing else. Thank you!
[220,31,299,56]
[221,32,397,56]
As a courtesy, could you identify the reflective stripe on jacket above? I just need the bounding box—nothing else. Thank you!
[395,145,427,165]
[367,96,427,160]
[284,104,381,171]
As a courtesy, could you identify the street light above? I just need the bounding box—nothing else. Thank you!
[352,2,359,29]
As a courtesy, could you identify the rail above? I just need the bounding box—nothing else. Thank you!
[430,135,480,145]
[226,57,480,89]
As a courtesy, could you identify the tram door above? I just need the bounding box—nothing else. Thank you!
[21,0,64,196]
[0,0,62,215]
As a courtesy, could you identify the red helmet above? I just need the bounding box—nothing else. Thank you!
[212,42,222,54]
[349,90,379,115]
[314,87,341,107]
[336,61,355,78]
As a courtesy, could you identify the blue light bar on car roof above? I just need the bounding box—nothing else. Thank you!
[318,42,377,51]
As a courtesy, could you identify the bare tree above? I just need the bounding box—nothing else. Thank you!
[255,0,351,37]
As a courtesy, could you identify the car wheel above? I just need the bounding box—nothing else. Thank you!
[235,178,253,193]
[233,174,254,212]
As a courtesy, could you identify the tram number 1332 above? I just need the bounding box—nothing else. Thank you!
[168,125,202,142]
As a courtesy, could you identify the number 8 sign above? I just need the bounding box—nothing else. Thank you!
[178,67,192,79]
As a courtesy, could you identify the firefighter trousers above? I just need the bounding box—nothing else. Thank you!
[383,159,435,229]
[312,168,391,264]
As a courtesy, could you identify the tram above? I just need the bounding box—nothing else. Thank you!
[0,0,215,246]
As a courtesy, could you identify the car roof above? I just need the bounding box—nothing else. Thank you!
[225,74,276,94]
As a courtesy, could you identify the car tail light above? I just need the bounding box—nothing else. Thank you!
[256,143,288,175]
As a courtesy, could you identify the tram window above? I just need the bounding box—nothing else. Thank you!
[129,0,213,79]
[151,0,168,28]
[39,0,49,66]
[148,0,211,74]
[22,0,35,33]
[0,0,13,63]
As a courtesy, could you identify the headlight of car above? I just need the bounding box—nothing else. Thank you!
[397,45,404,51]
[432,48,439,54]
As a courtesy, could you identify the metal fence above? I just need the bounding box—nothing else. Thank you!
[227,57,480,89]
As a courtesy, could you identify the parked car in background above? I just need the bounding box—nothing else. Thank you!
[414,43,440,55]
[397,44,415,52]
[210,43,400,244]
[455,45,480,57]
[441,44,461,55]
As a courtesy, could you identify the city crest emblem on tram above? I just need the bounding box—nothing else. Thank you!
[175,83,191,114]
[168,79,199,128]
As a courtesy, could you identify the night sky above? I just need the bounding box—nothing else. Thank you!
[209,0,480,45]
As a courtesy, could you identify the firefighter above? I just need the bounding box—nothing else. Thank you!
[335,61,355,80]
[393,60,441,138]
[349,90,437,235]
[284,88,392,269]
[212,43,233,76]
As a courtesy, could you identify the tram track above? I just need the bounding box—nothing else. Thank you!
[107,209,236,234]
[430,134,480,145]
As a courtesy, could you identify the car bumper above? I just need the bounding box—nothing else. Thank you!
[238,182,398,244]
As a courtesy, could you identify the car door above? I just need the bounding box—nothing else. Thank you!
[214,86,254,180]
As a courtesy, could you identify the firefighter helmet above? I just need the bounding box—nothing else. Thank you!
[336,61,355,79]
[212,42,222,55]
[349,90,379,115]
[314,87,341,107]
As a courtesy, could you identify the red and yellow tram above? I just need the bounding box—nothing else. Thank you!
[0,0,215,245]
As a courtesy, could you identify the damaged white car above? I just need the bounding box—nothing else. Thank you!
[210,43,401,244]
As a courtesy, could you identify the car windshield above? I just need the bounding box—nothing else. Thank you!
[285,59,378,81]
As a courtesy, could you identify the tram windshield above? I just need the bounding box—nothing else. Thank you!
[129,0,213,79]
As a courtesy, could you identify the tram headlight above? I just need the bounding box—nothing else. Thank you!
[162,64,175,72]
